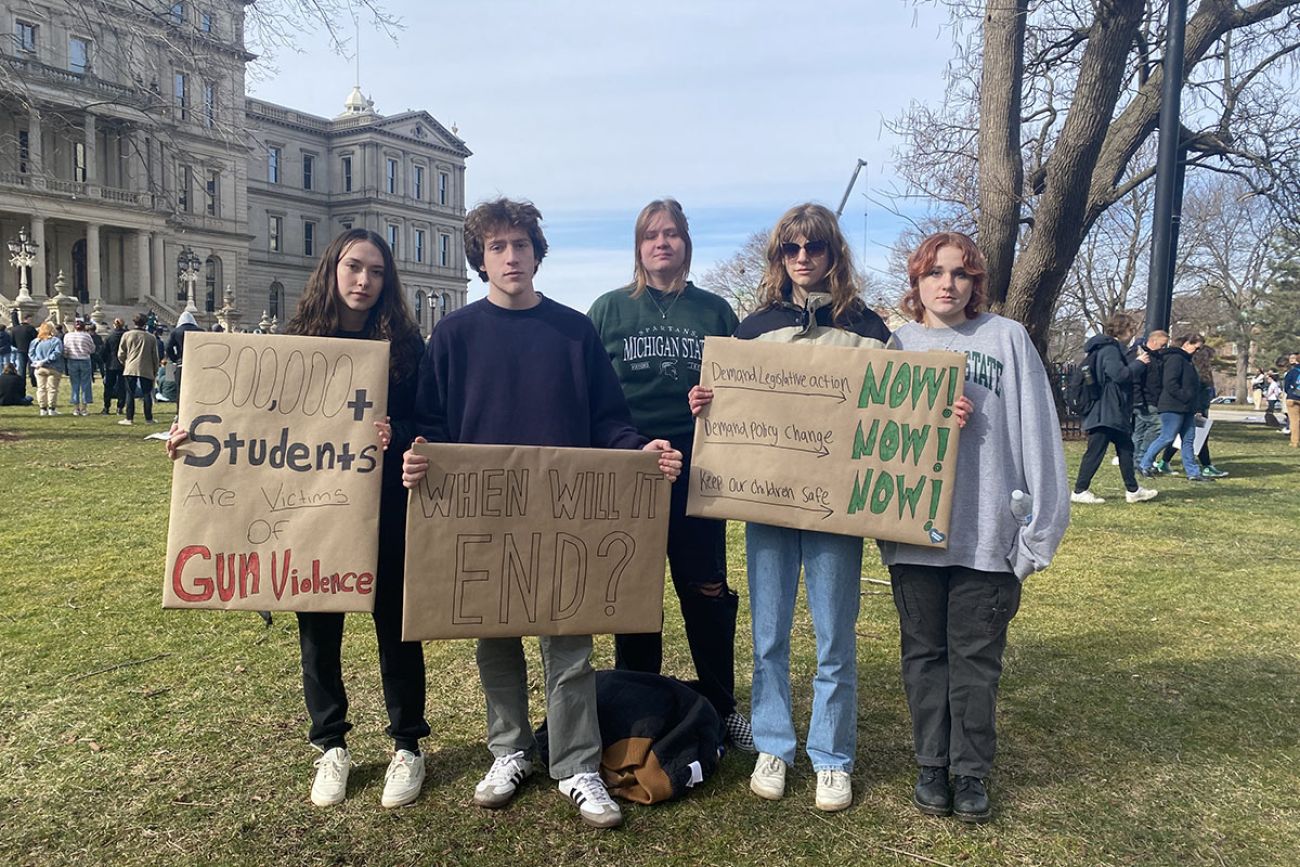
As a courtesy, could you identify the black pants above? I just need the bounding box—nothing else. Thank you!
[1074,426,1138,493]
[614,441,737,718]
[297,507,429,752]
[123,375,154,422]
[890,564,1021,779]
[18,353,34,387]
[102,370,125,412]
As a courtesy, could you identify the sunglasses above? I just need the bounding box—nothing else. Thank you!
[780,240,829,259]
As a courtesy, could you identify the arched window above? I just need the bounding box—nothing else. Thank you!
[414,290,425,333]
[205,255,222,312]
[440,293,450,319]
[269,281,283,320]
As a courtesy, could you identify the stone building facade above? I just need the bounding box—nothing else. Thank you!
[0,0,469,334]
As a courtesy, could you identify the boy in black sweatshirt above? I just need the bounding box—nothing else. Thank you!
[402,199,681,829]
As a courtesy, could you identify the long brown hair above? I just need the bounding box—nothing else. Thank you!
[630,198,692,298]
[286,229,422,379]
[755,203,862,322]
[901,231,988,323]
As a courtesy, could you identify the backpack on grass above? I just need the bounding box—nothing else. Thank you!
[1065,349,1100,416]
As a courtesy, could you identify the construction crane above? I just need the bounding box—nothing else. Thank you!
[835,159,868,217]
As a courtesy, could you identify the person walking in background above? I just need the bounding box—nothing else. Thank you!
[879,231,1070,824]
[1139,334,1211,483]
[1283,352,1300,447]
[11,313,36,387]
[117,313,160,426]
[101,318,126,415]
[87,322,105,382]
[28,321,66,416]
[63,320,96,417]
[588,198,752,754]
[164,310,201,400]
[1128,330,1167,476]
[1071,313,1157,504]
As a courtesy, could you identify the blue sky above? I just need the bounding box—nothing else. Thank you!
[250,0,955,310]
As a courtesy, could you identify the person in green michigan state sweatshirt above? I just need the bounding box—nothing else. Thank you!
[586,198,753,753]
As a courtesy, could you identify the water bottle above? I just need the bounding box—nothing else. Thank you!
[1010,489,1033,526]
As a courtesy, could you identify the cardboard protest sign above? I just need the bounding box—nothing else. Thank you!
[402,443,671,640]
[687,337,964,547]
[163,332,389,612]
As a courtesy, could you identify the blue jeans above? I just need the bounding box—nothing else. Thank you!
[67,358,93,406]
[1141,411,1201,478]
[746,522,862,771]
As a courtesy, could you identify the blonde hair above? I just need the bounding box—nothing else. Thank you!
[756,203,861,321]
[631,198,692,298]
[37,321,57,340]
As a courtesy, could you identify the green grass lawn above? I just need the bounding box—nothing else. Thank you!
[1,382,1297,866]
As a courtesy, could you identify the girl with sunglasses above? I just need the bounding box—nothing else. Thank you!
[689,203,889,811]
[878,231,1068,823]
[588,199,753,752]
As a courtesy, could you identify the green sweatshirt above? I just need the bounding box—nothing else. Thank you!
[588,282,739,442]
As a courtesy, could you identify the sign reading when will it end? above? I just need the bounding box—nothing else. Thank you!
[687,337,965,547]
[163,333,390,612]
[402,443,671,641]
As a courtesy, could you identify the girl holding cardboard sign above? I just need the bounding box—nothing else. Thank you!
[878,231,1069,823]
[165,229,429,809]
[691,203,891,812]
[588,198,753,754]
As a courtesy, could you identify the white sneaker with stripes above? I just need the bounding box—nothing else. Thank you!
[473,750,532,808]
[558,772,622,829]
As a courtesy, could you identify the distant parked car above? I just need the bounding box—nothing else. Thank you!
[1210,395,1237,404]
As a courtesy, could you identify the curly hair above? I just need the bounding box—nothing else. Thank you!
[631,198,692,298]
[285,229,422,380]
[755,203,862,322]
[464,198,548,282]
[901,232,988,323]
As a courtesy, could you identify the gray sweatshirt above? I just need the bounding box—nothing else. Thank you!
[878,313,1069,580]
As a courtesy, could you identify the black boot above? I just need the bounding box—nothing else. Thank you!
[953,775,992,823]
[913,766,951,816]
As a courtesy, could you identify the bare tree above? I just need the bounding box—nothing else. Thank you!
[889,0,1300,353]
[1178,173,1281,398]
[699,230,768,318]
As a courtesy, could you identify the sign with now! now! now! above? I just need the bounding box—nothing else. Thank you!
[686,336,965,547]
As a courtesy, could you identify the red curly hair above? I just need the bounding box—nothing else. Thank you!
[901,231,988,323]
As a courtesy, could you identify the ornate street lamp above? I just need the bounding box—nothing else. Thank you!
[177,245,201,314]
[7,227,38,303]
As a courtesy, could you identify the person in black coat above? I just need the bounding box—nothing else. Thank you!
[1127,330,1167,474]
[1072,313,1157,504]
[164,311,201,401]
[1139,333,1210,481]
[0,362,32,405]
[11,314,37,386]
[101,319,127,414]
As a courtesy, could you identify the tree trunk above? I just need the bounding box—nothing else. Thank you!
[977,0,1028,307]
[1003,0,1145,352]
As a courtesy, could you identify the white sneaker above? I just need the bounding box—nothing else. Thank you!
[117,418,134,426]
[815,769,852,812]
[1070,490,1105,504]
[558,772,623,829]
[473,750,532,808]
[750,752,787,800]
[380,749,425,808]
[38,409,48,416]
[310,747,352,807]
[1110,456,1120,465]
[1125,487,1158,504]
